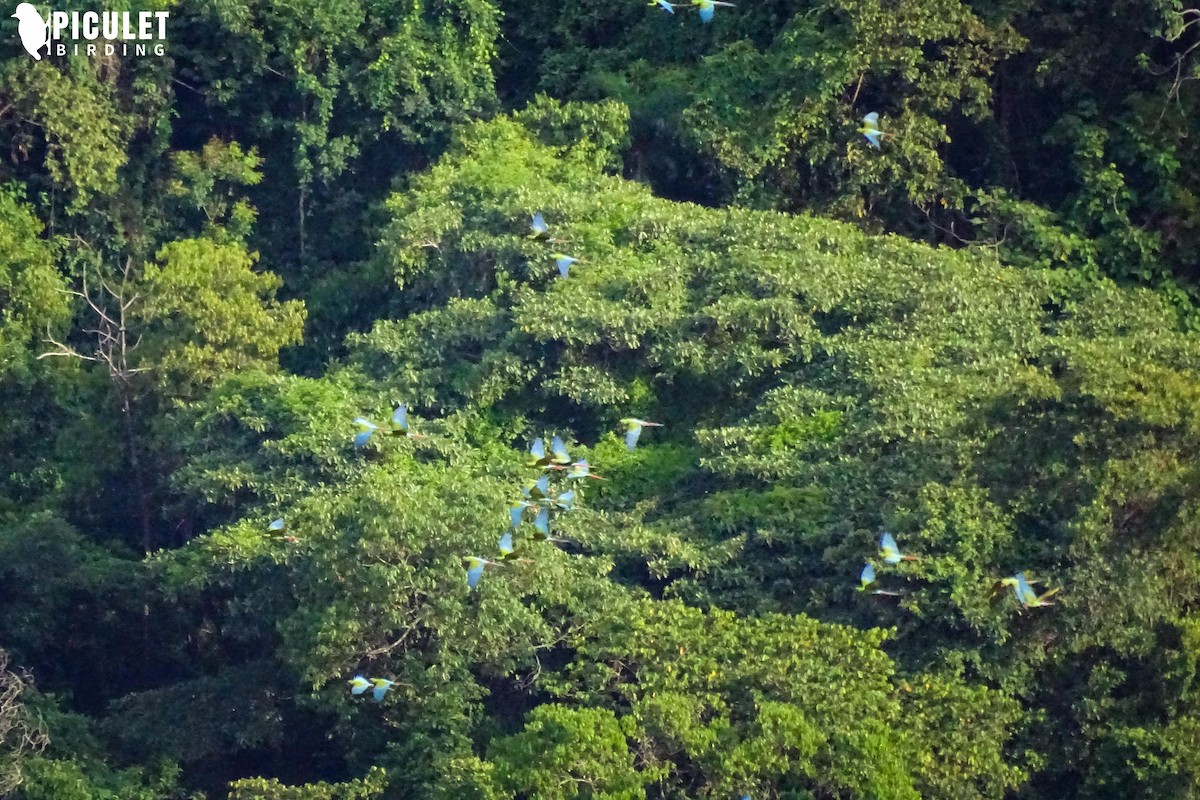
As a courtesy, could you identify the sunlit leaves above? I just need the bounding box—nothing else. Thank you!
[136,238,306,392]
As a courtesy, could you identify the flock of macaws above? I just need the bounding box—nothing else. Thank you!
[321,204,1056,732]
[332,397,664,696]
[347,675,396,703]
[530,211,585,278]
[465,417,662,590]
[858,532,1059,611]
[352,404,424,448]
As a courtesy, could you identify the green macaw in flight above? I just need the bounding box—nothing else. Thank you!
[530,212,568,244]
[553,253,582,278]
[370,678,396,703]
[1001,572,1059,609]
[387,404,425,439]
[509,500,536,529]
[621,418,663,450]
[859,112,883,148]
[464,556,501,590]
[566,459,605,481]
[552,490,575,511]
[521,475,552,501]
[267,517,299,543]
[879,532,919,564]
[354,404,424,447]
[858,562,901,596]
[692,0,734,22]
[498,532,533,563]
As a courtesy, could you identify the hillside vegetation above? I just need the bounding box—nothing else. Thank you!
[1,1,1199,798]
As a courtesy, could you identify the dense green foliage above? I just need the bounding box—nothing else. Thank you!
[1,0,1199,797]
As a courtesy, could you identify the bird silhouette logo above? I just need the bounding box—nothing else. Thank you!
[11,3,50,60]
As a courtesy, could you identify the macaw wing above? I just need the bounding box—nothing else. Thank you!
[625,425,642,450]
[499,531,514,557]
[372,684,390,703]
[533,475,550,498]
[534,507,550,535]
[1036,586,1061,604]
[698,3,714,21]
[860,562,876,587]
[863,112,879,126]
[550,435,571,464]
[466,559,486,590]
[556,490,575,510]
[354,430,374,448]
[529,438,546,461]
[391,404,408,431]
[880,532,902,563]
[509,503,527,529]
[864,130,882,148]
[268,518,284,531]
[557,257,574,278]
[531,212,548,235]
[1015,572,1038,603]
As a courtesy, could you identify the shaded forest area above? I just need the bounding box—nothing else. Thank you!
[2,0,1200,797]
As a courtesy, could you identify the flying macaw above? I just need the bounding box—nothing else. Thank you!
[498,532,534,565]
[552,490,576,511]
[522,475,552,501]
[464,556,500,590]
[529,212,568,243]
[552,253,581,278]
[620,418,663,450]
[549,435,572,467]
[1002,572,1059,609]
[649,0,679,12]
[353,417,379,448]
[531,507,567,544]
[389,404,425,439]
[371,678,396,703]
[859,112,883,149]
[566,459,604,480]
[348,675,371,696]
[509,500,535,529]
[692,0,735,23]
[859,562,876,591]
[858,562,902,596]
[267,517,300,543]
[879,532,918,565]
[533,507,550,537]
[527,438,553,468]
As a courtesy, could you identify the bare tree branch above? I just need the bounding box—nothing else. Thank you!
[0,650,49,795]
